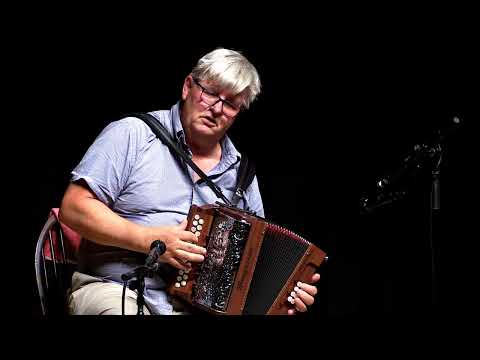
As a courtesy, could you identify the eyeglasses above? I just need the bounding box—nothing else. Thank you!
[192,77,241,118]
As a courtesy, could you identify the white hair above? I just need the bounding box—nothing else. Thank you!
[191,48,261,109]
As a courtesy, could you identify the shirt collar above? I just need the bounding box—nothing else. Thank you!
[170,102,186,144]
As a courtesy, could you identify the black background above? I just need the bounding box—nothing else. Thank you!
[27,7,477,320]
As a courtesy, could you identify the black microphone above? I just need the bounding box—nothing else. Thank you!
[120,240,167,281]
[145,240,167,268]
[437,116,461,143]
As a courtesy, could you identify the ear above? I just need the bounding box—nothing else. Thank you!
[182,75,193,101]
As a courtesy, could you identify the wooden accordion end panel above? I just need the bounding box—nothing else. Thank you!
[166,204,327,315]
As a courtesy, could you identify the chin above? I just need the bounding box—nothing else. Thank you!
[195,123,218,135]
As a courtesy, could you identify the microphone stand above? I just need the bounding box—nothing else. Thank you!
[360,117,461,309]
[121,265,156,315]
[430,148,442,308]
[121,266,156,315]
[121,240,166,315]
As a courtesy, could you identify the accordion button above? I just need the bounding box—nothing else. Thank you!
[183,274,188,280]
[179,270,184,275]
[294,286,300,292]
[195,231,201,237]
[185,268,191,273]
[199,219,204,224]
[287,296,294,304]
[196,225,203,231]
[191,227,196,232]
[291,291,296,297]
[177,276,183,281]
[175,282,181,288]
[181,280,187,286]
[194,215,200,220]
[193,220,198,226]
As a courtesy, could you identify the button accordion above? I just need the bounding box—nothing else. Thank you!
[166,203,327,315]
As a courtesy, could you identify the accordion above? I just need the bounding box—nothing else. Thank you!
[166,203,327,315]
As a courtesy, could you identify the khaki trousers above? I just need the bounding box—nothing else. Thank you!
[68,271,187,315]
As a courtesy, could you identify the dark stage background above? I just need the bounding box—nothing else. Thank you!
[29,19,477,319]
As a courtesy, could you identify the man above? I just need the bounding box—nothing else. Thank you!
[60,48,320,315]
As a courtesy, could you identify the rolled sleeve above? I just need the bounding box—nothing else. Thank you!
[70,118,143,208]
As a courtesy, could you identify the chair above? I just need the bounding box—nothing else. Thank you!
[34,208,82,315]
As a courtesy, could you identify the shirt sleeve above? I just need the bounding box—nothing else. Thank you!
[244,176,265,218]
[70,118,146,208]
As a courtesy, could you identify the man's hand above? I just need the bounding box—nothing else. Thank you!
[150,219,207,271]
[287,273,321,315]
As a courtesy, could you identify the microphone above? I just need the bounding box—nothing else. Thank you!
[437,116,461,143]
[377,116,462,189]
[121,240,167,281]
[145,240,167,268]
[360,116,462,214]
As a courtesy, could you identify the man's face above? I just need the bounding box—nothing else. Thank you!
[181,75,245,138]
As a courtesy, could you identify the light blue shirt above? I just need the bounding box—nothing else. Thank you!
[71,102,264,314]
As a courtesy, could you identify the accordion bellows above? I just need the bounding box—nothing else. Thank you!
[167,204,327,315]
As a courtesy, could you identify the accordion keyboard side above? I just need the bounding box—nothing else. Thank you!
[242,223,327,315]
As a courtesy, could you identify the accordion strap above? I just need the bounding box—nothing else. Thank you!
[128,112,233,206]
[231,155,256,207]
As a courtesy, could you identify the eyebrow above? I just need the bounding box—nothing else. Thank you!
[207,86,240,106]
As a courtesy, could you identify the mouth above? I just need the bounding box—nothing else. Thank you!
[201,116,217,127]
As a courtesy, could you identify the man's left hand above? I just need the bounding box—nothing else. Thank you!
[287,273,321,315]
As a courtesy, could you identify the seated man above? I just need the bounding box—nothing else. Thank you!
[60,47,320,315]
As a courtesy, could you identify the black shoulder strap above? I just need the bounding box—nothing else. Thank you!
[231,154,256,207]
[127,112,232,206]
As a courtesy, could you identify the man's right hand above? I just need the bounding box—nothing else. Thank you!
[149,219,207,271]
[60,182,206,271]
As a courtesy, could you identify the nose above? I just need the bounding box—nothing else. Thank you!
[209,99,224,115]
